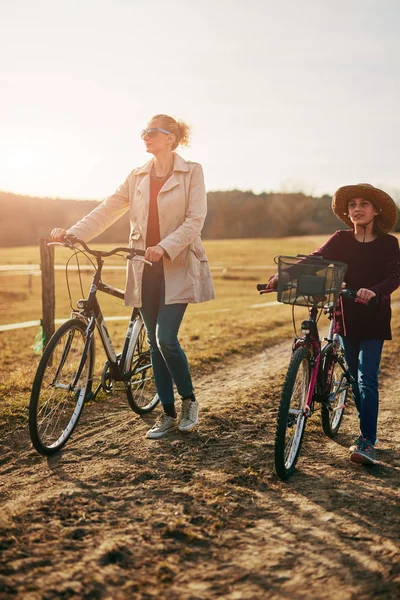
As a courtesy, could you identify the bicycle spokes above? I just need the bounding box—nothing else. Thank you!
[30,321,93,454]
[285,366,308,466]
[275,348,310,479]
[328,368,348,427]
[321,354,349,438]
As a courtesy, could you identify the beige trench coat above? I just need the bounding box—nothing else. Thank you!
[68,153,215,307]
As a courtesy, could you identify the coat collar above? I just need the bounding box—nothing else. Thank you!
[135,152,190,176]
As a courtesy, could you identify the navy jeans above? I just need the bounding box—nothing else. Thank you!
[139,263,193,406]
[341,337,384,444]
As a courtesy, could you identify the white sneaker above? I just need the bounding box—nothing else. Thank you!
[178,398,199,432]
[146,414,177,439]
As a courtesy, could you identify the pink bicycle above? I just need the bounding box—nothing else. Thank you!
[258,255,370,480]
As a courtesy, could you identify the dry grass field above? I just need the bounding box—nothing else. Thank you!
[0,236,337,430]
[1,235,399,430]
[1,236,400,600]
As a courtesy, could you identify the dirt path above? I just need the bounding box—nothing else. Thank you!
[1,335,399,600]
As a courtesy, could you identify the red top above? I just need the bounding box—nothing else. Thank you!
[146,178,165,248]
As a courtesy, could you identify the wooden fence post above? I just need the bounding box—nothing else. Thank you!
[40,237,55,348]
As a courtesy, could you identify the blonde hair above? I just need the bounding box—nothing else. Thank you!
[151,114,191,150]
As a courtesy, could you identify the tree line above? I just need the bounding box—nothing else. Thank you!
[1,189,399,247]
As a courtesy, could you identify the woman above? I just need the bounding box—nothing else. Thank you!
[268,183,400,465]
[51,114,215,439]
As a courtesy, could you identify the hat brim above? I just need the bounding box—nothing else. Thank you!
[332,184,398,233]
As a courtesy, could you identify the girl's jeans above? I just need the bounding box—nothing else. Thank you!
[341,337,384,444]
[139,263,193,406]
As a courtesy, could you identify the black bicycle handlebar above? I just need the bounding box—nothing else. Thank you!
[341,288,377,305]
[256,282,376,305]
[257,283,269,292]
[50,235,146,259]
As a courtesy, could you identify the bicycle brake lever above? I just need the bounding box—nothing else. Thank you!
[354,297,368,305]
[131,255,153,266]
[47,241,75,249]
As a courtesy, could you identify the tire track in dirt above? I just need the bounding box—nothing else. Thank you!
[0,340,291,518]
[1,329,399,599]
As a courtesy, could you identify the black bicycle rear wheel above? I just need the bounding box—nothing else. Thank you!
[29,319,95,455]
[321,352,349,437]
[124,319,159,415]
[275,347,310,480]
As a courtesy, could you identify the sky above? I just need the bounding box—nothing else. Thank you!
[1,0,400,200]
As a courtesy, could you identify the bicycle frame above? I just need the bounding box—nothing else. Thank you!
[292,302,352,418]
[70,253,141,396]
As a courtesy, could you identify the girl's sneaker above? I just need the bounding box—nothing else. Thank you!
[349,436,379,453]
[350,438,376,465]
[349,435,363,453]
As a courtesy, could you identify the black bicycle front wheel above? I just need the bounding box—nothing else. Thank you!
[321,352,349,437]
[124,319,159,415]
[29,319,95,455]
[275,347,310,480]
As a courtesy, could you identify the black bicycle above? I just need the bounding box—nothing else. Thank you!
[29,235,159,455]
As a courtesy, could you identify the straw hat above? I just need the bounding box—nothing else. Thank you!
[332,183,398,233]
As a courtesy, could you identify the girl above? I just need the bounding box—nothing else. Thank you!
[268,184,399,464]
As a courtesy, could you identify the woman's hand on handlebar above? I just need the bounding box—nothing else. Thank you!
[356,288,376,304]
[145,245,165,263]
[50,228,67,241]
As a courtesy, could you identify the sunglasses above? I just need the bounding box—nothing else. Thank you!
[141,127,171,139]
